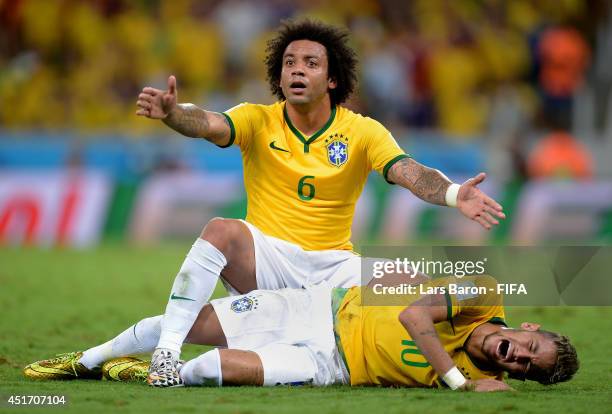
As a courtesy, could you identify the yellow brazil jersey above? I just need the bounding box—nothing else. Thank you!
[334,275,506,387]
[222,101,408,251]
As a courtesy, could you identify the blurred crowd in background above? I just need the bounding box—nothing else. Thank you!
[0,0,608,133]
[2,0,612,180]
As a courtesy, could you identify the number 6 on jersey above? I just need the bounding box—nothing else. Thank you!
[298,176,315,201]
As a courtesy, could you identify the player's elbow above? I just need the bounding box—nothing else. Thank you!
[398,305,423,327]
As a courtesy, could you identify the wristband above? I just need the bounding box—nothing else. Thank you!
[443,366,467,390]
[445,183,460,207]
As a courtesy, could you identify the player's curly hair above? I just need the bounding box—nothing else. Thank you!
[264,18,358,106]
[530,330,579,385]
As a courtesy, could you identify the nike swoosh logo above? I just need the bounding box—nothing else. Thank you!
[108,360,143,380]
[30,366,73,375]
[108,363,129,380]
[269,141,290,153]
[170,293,195,301]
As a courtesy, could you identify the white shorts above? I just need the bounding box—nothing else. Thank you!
[223,220,370,294]
[210,283,348,386]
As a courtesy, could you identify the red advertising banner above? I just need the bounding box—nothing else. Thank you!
[0,170,112,247]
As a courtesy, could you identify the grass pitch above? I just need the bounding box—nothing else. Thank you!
[1,244,611,414]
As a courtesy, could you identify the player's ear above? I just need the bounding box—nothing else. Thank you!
[328,77,337,90]
[520,322,541,331]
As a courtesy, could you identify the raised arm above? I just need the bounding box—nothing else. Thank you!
[136,75,231,146]
[387,158,506,230]
[399,295,511,392]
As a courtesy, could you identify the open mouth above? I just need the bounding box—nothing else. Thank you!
[496,339,511,361]
[289,81,306,92]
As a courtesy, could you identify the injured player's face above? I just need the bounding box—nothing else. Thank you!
[480,325,557,381]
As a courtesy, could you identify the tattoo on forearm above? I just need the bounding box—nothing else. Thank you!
[163,103,214,139]
[418,329,439,338]
[163,104,208,138]
[389,158,451,205]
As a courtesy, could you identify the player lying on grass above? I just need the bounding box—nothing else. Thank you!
[24,275,578,391]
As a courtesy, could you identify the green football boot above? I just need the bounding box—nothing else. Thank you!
[102,357,149,383]
[23,351,101,380]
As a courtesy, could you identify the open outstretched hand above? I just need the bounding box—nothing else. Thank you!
[136,75,178,119]
[457,173,506,230]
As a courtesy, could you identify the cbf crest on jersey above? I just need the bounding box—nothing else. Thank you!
[325,134,349,167]
[230,295,259,313]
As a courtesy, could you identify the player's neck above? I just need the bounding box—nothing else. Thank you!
[285,98,333,136]
[464,323,502,371]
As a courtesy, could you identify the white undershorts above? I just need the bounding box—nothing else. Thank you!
[221,220,373,294]
[210,282,348,386]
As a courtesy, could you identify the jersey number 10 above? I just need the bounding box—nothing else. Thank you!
[401,340,431,368]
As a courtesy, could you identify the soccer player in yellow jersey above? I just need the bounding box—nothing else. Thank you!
[336,275,523,389]
[134,19,506,386]
[25,276,578,391]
